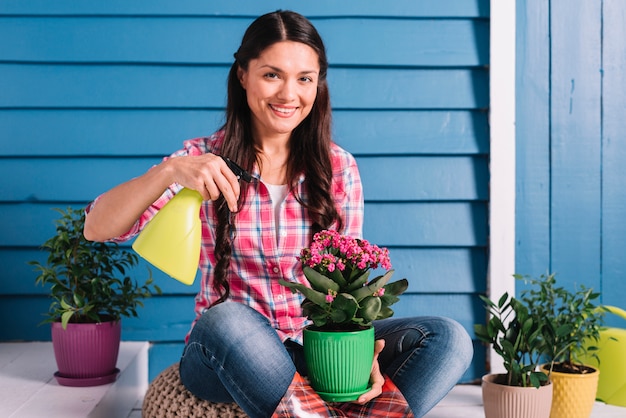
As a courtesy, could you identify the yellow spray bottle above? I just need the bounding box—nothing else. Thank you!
[132,188,203,285]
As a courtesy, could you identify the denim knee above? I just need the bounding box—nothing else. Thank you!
[180,302,296,417]
[189,301,271,344]
[374,316,473,416]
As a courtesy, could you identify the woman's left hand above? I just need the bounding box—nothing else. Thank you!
[355,339,386,404]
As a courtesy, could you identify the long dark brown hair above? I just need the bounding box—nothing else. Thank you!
[211,10,342,305]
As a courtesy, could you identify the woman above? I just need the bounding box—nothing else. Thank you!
[84,10,472,417]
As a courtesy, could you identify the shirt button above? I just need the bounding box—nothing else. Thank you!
[273,266,280,273]
[281,230,288,237]
[276,294,284,301]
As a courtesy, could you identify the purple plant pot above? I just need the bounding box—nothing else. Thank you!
[51,320,121,382]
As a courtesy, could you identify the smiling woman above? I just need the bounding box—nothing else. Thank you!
[81,10,473,418]
[239,41,320,145]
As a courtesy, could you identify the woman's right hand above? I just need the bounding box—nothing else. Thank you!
[84,153,242,242]
[166,153,242,212]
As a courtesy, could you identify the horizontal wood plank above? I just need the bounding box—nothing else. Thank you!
[0,17,488,67]
[148,342,185,382]
[363,202,487,246]
[391,247,487,293]
[0,109,223,157]
[0,296,193,341]
[122,297,196,341]
[334,110,489,155]
[0,297,54,341]
[1,247,485,296]
[330,68,488,109]
[1,156,487,202]
[0,64,488,109]
[0,0,490,18]
[391,294,483,336]
[0,109,488,157]
[10,248,174,296]
[1,158,162,202]
[358,156,488,201]
[0,202,487,247]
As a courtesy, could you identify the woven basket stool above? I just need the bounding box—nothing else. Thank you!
[142,363,249,418]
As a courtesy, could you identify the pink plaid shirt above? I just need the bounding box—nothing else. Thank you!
[99,131,364,344]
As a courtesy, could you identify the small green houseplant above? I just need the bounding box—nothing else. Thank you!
[474,292,548,388]
[31,207,160,328]
[518,272,605,418]
[517,272,604,374]
[279,229,408,401]
[474,290,553,418]
[30,207,160,385]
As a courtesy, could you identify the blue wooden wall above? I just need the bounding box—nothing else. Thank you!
[516,0,626,329]
[0,0,489,382]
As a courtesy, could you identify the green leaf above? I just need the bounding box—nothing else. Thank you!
[302,267,340,293]
[556,324,573,337]
[60,298,72,310]
[350,270,395,301]
[345,270,370,292]
[359,296,382,323]
[331,294,359,323]
[478,294,496,308]
[61,311,74,329]
[73,293,84,308]
[377,306,394,320]
[279,279,328,306]
[498,292,509,308]
[327,267,348,288]
[383,278,409,296]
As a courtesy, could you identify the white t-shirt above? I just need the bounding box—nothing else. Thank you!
[265,183,289,240]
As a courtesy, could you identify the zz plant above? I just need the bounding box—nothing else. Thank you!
[475,292,549,388]
[30,207,161,328]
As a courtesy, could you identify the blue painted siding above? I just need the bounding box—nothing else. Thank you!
[517,0,626,328]
[0,1,490,382]
[601,0,626,323]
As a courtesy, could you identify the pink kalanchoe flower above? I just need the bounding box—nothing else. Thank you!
[299,229,393,278]
[284,229,407,330]
[336,260,346,271]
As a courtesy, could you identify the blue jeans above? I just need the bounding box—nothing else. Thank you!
[179,302,473,418]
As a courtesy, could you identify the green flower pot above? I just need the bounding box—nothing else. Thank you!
[303,326,375,402]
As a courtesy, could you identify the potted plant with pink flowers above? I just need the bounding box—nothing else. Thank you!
[280,230,408,402]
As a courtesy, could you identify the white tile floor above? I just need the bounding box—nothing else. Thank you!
[2,342,625,417]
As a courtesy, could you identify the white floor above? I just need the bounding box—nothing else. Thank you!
[0,342,148,418]
[126,384,626,418]
[2,342,625,417]
[423,384,626,418]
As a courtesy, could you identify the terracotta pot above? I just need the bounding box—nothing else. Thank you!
[541,364,599,418]
[482,373,553,418]
[51,320,121,385]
